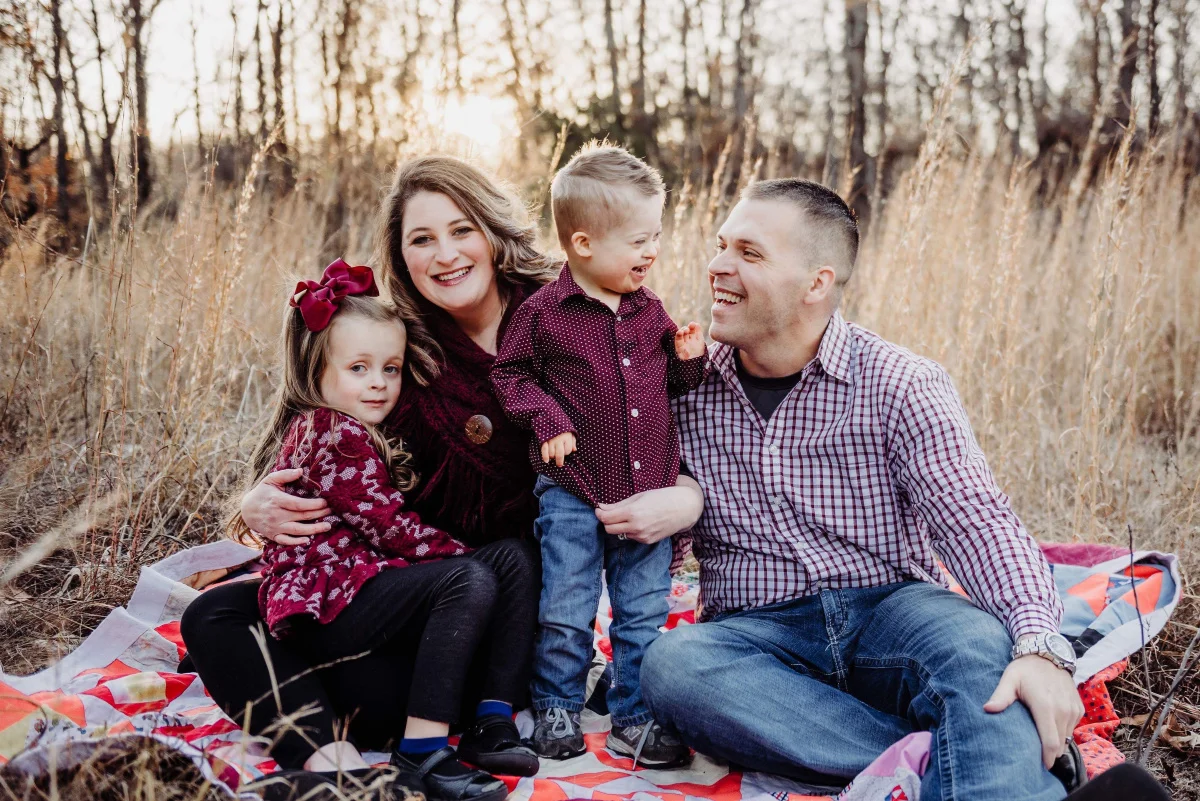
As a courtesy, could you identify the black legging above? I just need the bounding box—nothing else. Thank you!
[179,539,539,769]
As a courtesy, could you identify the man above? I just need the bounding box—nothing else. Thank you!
[603,179,1083,800]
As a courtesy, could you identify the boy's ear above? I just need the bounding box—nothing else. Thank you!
[569,231,592,259]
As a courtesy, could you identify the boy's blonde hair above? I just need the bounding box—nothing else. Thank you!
[551,142,665,251]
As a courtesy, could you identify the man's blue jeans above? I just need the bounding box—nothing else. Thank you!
[641,581,1067,801]
[530,476,671,727]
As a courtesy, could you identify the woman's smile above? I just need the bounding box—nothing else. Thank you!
[433,265,473,284]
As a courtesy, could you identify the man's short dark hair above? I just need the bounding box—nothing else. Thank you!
[741,179,860,285]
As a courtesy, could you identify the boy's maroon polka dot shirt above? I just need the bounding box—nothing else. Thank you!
[491,264,708,507]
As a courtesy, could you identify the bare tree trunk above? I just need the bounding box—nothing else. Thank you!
[127,0,156,206]
[272,1,286,141]
[231,3,245,148]
[844,0,869,222]
[331,0,357,148]
[1089,0,1103,113]
[574,0,599,91]
[603,0,623,133]
[451,0,462,92]
[255,0,268,142]
[1172,0,1188,129]
[396,0,427,110]
[874,0,893,152]
[1117,0,1141,127]
[1035,0,1048,126]
[287,0,300,147]
[1007,0,1030,156]
[987,0,1008,145]
[682,0,697,165]
[89,0,114,215]
[633,0,647,117]
[501,0,531,159]
[1147,0,1161,133]
[519,0,547,111]
[710,0,729,110]
[821,0,838,188]
[732,0,754,121]
[64,33,96,211]
[190,10,204,153]
[955,0,975,132]
[50,0,69,221]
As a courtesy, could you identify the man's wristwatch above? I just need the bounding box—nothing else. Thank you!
[1012,632,1077,676]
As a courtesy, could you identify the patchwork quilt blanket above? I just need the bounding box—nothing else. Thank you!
[0,540,1181,801]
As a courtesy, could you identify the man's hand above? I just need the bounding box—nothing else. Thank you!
[674,322,706,360]
[241,468,332,546]
[595,477,704,544]
[540,432,577,467]
[984,654,1084,768]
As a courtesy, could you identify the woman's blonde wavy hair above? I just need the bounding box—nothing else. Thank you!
[375,155,559,386]
[226,294,418,545]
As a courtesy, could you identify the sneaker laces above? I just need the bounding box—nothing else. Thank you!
[544,707,574,738]
[630,723,653,769]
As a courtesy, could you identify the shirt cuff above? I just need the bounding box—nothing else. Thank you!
[677,352,709,390]
[1006,604,1062,642]
[531,407,576,444]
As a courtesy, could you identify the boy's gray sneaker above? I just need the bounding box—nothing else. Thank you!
[531,707,586,760]
[605,720,691,768]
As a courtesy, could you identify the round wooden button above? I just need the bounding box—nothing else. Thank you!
[465,414,493,445]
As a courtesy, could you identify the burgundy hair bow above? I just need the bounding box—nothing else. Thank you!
[290,259,379,332]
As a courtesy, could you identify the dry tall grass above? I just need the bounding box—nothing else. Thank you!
[0,126,1197,793]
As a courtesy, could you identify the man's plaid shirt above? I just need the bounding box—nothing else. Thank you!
[672,311,1062,641]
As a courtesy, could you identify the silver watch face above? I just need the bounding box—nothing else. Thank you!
[1045,633,1076,665]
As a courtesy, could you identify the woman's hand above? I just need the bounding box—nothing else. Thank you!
[241,469,332,546]
[594,476,704,544]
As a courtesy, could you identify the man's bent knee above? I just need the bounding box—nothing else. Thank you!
[643,625,706,718]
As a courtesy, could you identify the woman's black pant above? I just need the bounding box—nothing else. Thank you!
[179,539,539,769]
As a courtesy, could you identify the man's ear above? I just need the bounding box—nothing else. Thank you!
[569,231,592,259]
[803,265,839,305]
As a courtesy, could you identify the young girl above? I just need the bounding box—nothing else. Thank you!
[231,259,538,801]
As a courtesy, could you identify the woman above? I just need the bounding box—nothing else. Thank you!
[180,156,705,791]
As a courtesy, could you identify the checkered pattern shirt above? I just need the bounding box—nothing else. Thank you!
[673,311,1063,641]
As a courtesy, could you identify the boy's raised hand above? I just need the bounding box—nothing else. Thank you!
[675,322,706,360]
[541,432,577,467]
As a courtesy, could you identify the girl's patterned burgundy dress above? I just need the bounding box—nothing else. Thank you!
[257,407,469,637]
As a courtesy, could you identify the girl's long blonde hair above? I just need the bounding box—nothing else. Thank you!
[227,294,418,545]
[375,155,560,386]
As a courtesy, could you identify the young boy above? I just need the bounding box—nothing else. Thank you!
[490,144,706,767]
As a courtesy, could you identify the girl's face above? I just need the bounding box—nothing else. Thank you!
[318,314,406,425]
[400,191,499,316]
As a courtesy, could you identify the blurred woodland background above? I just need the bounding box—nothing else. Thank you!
[2,0,1200,797]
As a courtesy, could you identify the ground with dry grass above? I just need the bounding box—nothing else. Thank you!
[1,126,1197,797]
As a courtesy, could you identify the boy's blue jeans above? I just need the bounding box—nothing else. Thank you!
[641,582,1067,801]
[530,475,671,728]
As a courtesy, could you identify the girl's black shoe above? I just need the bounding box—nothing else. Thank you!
[390,746,508,801]
[456,714,540,777]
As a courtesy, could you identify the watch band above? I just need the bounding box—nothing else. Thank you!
[1012,632,1077,675]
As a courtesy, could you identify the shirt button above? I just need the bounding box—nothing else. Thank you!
[633,461,641,470]
[616,315,622,322]
[768,444,780,455]
[622,358,631,367]
[631,408,639,417]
